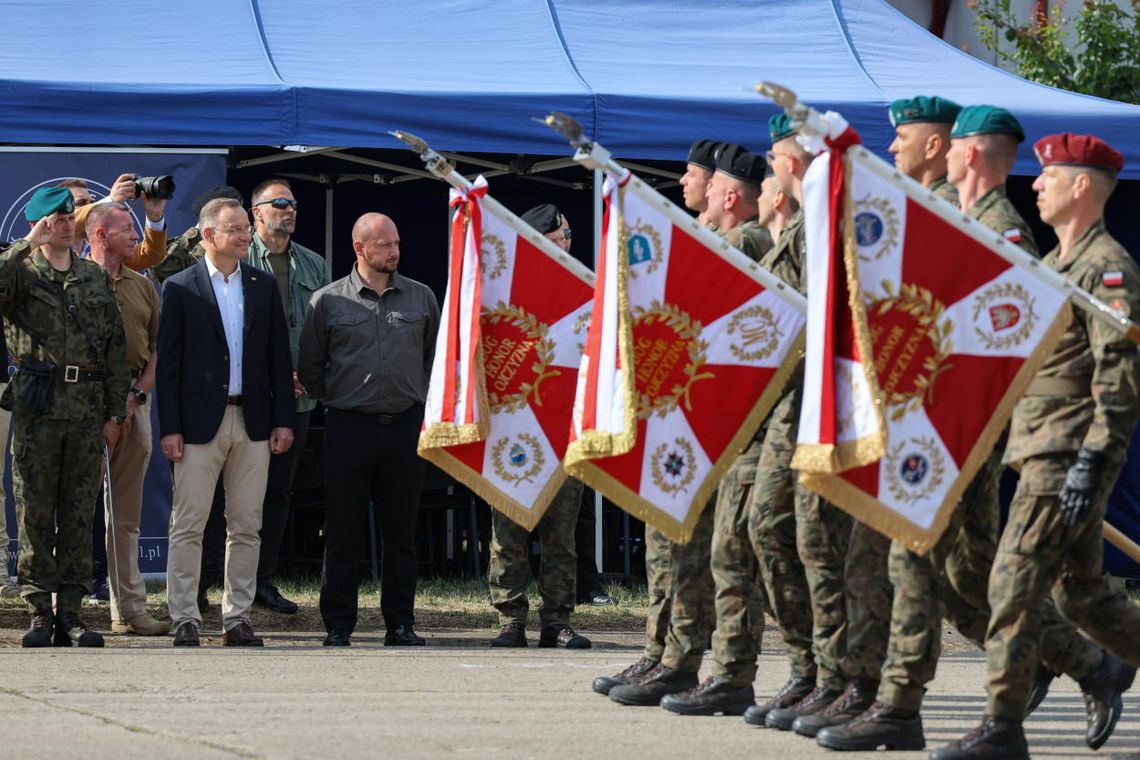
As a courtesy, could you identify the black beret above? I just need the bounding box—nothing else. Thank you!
[519,203,563,234]
[192,185,244,218]
[687,139,723,172]
[715,143,767,186]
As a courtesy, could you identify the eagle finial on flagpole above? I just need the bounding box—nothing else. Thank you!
[389,130,456,180]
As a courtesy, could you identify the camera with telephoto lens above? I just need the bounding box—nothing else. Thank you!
[132,174,176,200]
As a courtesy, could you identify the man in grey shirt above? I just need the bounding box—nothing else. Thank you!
[298,212,439,647]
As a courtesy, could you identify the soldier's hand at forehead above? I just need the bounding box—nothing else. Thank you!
[23,212,57,248]
[108,173,138,203]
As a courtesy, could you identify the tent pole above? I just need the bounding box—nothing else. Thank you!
[324,184,334,270]
[593,166,604,575]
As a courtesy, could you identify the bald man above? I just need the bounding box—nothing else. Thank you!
[298,213,440,648]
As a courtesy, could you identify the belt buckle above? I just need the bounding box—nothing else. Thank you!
[64,365,79,383]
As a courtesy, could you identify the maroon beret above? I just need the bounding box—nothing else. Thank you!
[1033,132,1123,173]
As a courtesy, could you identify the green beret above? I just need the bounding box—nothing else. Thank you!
[769,114,796,144]
[25,186,75,222]
[950,105,1025,143]
[889,96,961,127]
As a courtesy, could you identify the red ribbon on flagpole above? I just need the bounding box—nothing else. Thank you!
[442,182,488,425]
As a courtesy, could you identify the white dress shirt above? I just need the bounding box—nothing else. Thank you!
[205,256,244,395]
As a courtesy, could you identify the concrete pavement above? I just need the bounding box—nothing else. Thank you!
[0,628,1137,759]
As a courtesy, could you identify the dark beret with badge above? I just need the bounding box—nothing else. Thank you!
[769,113,796,144]
[687,139,725,172]
[950,105,1025,143]
[191,185,244,218]
[24,186,75,222]
[715,143,767,187]
[520,203,564,235]
[1033,133,1124,174]
[889,95,961,127]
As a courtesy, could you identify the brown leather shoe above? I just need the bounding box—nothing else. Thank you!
[744,676,816,726]
[172,621,200,647]
[113,614,171,636]
[592,656,659,695]
[765,685,843,730]
[222,621,264,647]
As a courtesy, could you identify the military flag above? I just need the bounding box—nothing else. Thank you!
[419,175,593,530]
[564,168,807,542]
[791,112,1071,554]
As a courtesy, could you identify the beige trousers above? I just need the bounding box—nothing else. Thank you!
[104,402,152,623]
[167,407,269,631]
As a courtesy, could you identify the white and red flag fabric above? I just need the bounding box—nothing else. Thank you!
[565,170,807,543]
[419,176,594,530]
[793,114,1071,553]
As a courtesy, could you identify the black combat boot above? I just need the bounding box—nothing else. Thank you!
[53,610,104,648]
[21,606,55,648]
[815,701,925,751]
[765,684,843,730]
[1025,663,1056,716]
[1079,649,1136,750]
[592,656,659,695]
[792,677,879,737]
[490,623,527,648]
[929,716,1028,760]
[608,663,698,706]
[743,676,815,726]
[659,676,755,716]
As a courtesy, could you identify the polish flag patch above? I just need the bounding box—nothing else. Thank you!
[1103,271,1124,287]
[1002,228,1023,243]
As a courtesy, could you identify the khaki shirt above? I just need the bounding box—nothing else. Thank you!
[722,218,774,264]
[109,265,159,375]
[760,208,806,295]
[1004,221,1140,465]
[967,184,1038,258]
[298,267,440,415]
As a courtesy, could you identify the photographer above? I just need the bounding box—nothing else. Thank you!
[71,172,171,269]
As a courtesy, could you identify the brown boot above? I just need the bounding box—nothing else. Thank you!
[743,676,815,726]
[592,656,658,695]
[930,716,1028,760]
[792,678,878,737]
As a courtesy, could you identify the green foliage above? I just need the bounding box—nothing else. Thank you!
[973,0,1140,104]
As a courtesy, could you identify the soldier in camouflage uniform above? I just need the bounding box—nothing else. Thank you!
[756,168,799,245]
[936,133,1140,759]
[678,139,725,230]
[658,146,774,716]
[488,478,590,648]
[0,187,129,648]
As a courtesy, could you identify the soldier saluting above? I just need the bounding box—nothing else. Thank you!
[0,186,129,648]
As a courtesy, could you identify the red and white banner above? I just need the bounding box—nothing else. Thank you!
[420,177,594,529]
[566,171,806,543]
[794,124,1070,553]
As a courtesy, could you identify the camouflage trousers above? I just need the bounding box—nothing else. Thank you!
[0,406,10,578]
[488,478,583,629]
[797,489,892,691]
[985,454,1140,720]
[709,438,769,685]
[880,452,1102,711]
[642,497,716,673]
[12,413,104,612]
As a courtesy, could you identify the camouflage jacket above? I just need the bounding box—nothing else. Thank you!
[759,208,806,295]
[0,240,128,422]
[1005,221,1140,465]
[150,227,204,285]
[967,184,1038,258]
[929,175,959,206]
[722,218,774,264]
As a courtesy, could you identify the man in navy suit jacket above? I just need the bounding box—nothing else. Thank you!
[157,198,294,648]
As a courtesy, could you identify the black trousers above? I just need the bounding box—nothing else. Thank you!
[320,406,424,634]
[257,410,310,583]
[575,492,604,596]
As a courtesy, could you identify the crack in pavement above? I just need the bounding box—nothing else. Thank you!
[0,686,263,758]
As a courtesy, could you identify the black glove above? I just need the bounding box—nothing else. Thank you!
[1058,448,1107,528]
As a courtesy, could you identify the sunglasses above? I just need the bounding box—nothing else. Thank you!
[255,198,298,210]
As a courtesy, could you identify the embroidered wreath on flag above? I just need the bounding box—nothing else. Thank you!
[650,437,698,495]
[970,282,1038,351]
[853,195,900,263]
[726,304,783,363]
[482,303,560,413]
[631,301,715,419]
[622,221,664,277]
[491,433,545,485]
[479,233,508,281]
[884,437,946,505]
[867,282,954,422]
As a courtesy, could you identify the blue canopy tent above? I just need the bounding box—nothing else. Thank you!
[2,0,1139,574]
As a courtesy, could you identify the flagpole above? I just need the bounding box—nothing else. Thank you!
[542,113,807,315]
[756,82,1140,346]
[390,130,595,286]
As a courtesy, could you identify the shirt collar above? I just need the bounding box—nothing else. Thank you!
[251,232,291,261]
[205,255,241,284]
[349,265,400,295]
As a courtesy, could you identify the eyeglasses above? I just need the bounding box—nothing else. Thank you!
[765,150,778,163]
[213,225,254,237]
[561,229,572,241]
[254,198,298,210]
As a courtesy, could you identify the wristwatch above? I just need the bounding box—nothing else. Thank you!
[129,387,148,405]
[109,415,126,425]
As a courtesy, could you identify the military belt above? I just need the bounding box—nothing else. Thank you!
[1024,376,1090,396]
[58,365,105,384]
